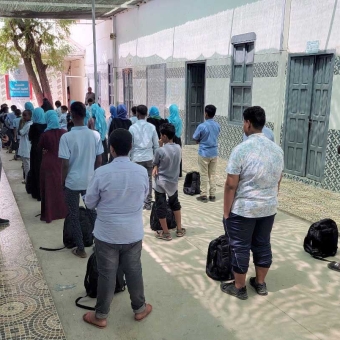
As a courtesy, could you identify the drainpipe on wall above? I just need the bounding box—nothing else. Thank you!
[112,16,118,106]
[275,0,292,145]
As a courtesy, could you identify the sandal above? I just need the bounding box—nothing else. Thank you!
[155,231,172,241]
[83,312,107,329]
[328,261,340,272]
[176,228,186,237]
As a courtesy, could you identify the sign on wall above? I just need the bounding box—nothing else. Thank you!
[306,41,319,54]
[9,80,30,97]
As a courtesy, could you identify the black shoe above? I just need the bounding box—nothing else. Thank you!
[249,277,268,296]
[143,204,151,211]
[209,196,216,202]
[0,218,10,227]
[196,196,208,203]
[220,282,248,300]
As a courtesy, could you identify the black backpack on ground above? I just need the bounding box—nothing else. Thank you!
[150,202,177,231]
[63,207,95,248]
[303,219,338,259]
[206,235,234,281]
[75,252,126,310]
[25,170,32,194]
[40,207,95,251]
[183,171,201,196]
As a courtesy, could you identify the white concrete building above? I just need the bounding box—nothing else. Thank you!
[74,0,340,192]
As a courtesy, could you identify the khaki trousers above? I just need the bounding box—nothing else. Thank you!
[198,155,218,197]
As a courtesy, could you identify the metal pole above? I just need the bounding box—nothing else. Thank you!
[92,0,98,103]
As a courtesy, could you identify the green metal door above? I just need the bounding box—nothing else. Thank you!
[186,63,205,144]
[306,55,333,181]
[284,57,314,176]
[284,54,334,181]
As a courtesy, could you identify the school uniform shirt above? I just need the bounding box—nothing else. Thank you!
[193,119,221,158]
[153,143,181,196]
[59,113,68,130]
[13,117,22,140]
[129,119,159,162]
[58,126,104,191]
[18,121,33,158]
[5,112,16,129]
[130,116,138,124]
[85,157,149,244]
[226,133,284,218]
[56,107,62,117]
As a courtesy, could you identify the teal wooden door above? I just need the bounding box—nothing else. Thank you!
[284,57,314,176]
[284,55,334,181]
[306,55,333,181]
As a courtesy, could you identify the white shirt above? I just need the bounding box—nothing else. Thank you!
[18,121,33,158]
[129,119,159,162]
[227,133,284,218]
[85,157,149,244]
[58,126,104,190]
[59,113,68,130]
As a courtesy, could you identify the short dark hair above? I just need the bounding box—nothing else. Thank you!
[243,106,266,130]
[109,128,132,156]
[160,123,175,140]
[11,105,17,111]
[61,105,68,111]
[136,105,147,116]
[205,105,216,118]
[70,101,86,118]
[88,98,94,104]
[14,109,21,116]
[131,106,137,115]
[55,100,61,107]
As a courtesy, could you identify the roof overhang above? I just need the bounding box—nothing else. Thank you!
[0,0,145,20]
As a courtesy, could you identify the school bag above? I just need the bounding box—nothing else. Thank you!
[183,171,201,196]
[303,219,338,259]
[150,202,177,231]
[40,207,95,251]
[25,171,33,195]
[206,235,234,281]
[75,252,126,310]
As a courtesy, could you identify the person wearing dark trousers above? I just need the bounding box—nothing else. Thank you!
[83,129,152,329]
[59,101,103,259]
[129,105,159,210]
[221,106,284,300]
[0,135,10,226]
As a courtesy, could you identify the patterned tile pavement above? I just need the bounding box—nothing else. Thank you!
[182,145,340,226]
[0,172,66,340]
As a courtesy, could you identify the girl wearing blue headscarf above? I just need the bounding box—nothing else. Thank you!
[91,104,108,164]
[38,110,67,223]
[107,104,132,162]
[147,106,168,139]
[168,104,183,177]
[107,105,117,134]
[28,108,48,200]
[24,102,34,112]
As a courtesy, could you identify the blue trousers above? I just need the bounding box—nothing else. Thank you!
[224,213,275,274]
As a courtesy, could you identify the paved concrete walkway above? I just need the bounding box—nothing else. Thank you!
[1,149,340,340]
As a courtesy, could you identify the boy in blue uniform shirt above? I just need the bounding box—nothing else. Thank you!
[193,105,220,203]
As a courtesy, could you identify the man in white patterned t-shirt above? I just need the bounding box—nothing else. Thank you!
[221,106,284,300]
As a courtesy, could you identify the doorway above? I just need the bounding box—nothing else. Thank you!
[186,62,205,144]
[284,54,334,181]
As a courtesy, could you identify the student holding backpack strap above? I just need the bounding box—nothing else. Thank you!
[222,106,284,300]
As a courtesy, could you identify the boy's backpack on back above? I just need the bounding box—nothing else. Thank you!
[206,235,234,281]
[150,202,177,231]
[304,219,338,259]
[75,252,126,310]
[183,171,201,196]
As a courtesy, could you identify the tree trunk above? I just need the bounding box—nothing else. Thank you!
[23,57,44,106]
[33,50,53,105]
